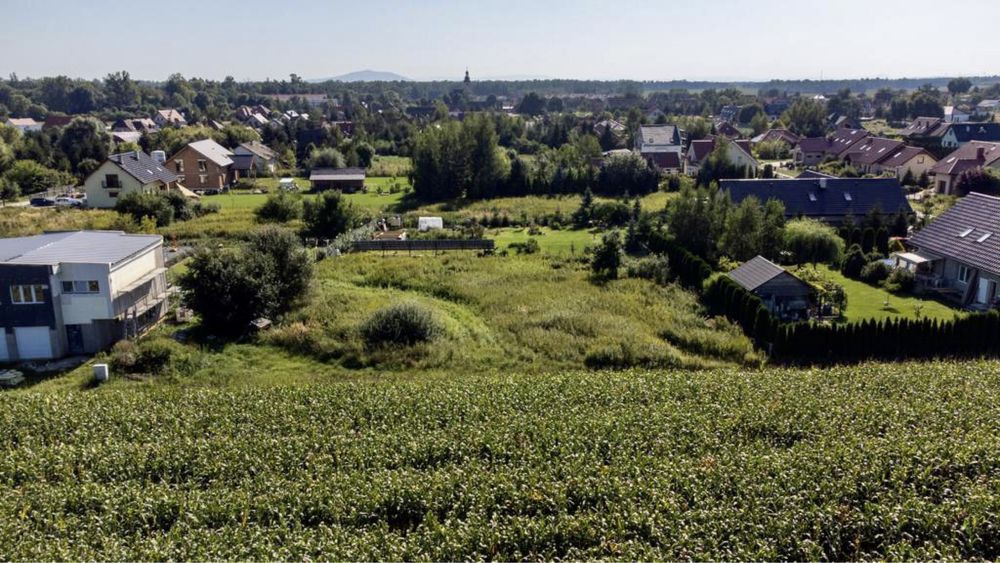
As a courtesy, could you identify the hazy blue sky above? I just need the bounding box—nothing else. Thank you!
[1,0,995,82]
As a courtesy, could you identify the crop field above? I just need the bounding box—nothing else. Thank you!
[3,361,1000,559]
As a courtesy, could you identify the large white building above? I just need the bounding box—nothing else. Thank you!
[0,231,168,361]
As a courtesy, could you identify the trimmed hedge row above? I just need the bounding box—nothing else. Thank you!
[704,275,778,343]
[773,312,1000,363]
[643,231,713,288]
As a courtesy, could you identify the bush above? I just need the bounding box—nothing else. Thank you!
[508,238,540,254]
[584,340,682,370]
[115,192,174,227]
[784,219,844,265]
[590,231,623,280]
[625,255,671,286]
[255,192,302,223]
[841,244,867,279]
[302,191,364,237]
[360,302,441,347]
[108,337,191,376]
[883,268,916,293]
[860,260,892,284]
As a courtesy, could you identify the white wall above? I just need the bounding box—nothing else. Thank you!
[56,263,113,324]
[109,244,164,296]
[84,160,160,209]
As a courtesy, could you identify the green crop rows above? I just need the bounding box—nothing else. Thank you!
[3,362,1000,559]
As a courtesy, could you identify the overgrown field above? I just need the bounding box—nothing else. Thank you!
[267,253,759,373]
[3,361,1000,559]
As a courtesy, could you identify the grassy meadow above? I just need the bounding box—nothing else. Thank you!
[4,361,1000,559]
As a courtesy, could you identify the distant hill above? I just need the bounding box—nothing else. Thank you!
[315,70,411,82]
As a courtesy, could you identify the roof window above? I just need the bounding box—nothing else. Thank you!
[843,193,852,201]
[977,233,992,243]
[808,192,817,202]
[959,227,974,238]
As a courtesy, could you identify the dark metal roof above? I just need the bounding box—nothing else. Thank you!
[107,151,177,185]
[720,177,912,220]
[910,192,1000,276]
[728,255,786,291]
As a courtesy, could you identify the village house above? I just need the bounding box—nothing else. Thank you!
[714,121,742,140]
[684,138,758,177]
[792,137,830,167]
[634,125,683,157]
[825,128,871,159]
[4,117,42,133]
[750,128,799,147]
[168,139,237,191]
[112,117,158,134]
[899,116,948,140]
[841,137,905,175]
[233,141,279,175]
[944,106,971,123]
[899,192,1000,309]
[975,99,1000,116]
[879,146,937,182]
[309,167,365,192]
[154,109,187,128]
[728,255,815,321]
[0,231,168,361]
[720,177,911,225]
[83,151,179,209]
[929,141,1000,195]
[939,123,1000,149]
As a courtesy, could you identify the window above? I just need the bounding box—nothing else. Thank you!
[959,227,974,238]
[978,232,993,243]
[177,175,186,183]
[105,174,120,188]
[174,159,185,173]
[808,192,817,202]
[197,159,207,172]
[843,192,853,201]
[10,284,47,304]
[917,156,925,164]
[958,265,972,284]
[61,280,100,294]
[109,191,119,198]
[199,174,208,184]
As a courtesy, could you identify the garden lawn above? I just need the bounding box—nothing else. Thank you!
[491,227,598,256]
[809,265,961,323]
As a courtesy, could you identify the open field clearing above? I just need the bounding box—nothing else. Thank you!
[3,361,1000,559]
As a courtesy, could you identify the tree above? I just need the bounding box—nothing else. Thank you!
[720,196,765,262]
[666,183,730,261]
[572,187,595,227]
[596,152,658,196]
[104,70,139,109]
[306,147,346,171]
[0,176,18,206]
[302,191,363,237]
[2,160,74,194]
[516,92,547,116]
[749,112,770,136]
[58,117,110,176]
[948,77,972,95]
[354,142,375,168]
[841,243,867,279]
[781,98,826,137]
[591,231,623,280]
[181,227,313,337]
[784,218,844,265]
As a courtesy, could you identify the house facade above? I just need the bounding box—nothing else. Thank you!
[0,231,167,362]
[168,139,236,190]
[728,256,815,321]
[684,138,758,177]
[879,146,937,182]
[83,151,178,209]
[940,123,1000,149]
[792,137,830,166]
[233,141,278,175]
[900,192,1000,309]
[929,141,1000,195]
[154,109,187,128]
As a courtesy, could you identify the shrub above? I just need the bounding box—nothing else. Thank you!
[625,255,671,286]
[584,340,682,370]
[841,244,867,279]
[302,191,364,237]
[590,231,623,280]
[784,219,844,265]
[860,260,892,284]
[255,192,302,223]
[883,268,916,293]
[509,238,540,254]
[108,337,191,376]
[360,303,441,347]
[115,192,174,227]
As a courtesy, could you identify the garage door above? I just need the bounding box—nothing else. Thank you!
[0,333,8,362]
[14,327,52,360]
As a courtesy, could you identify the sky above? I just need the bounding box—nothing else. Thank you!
[1,0,997,82]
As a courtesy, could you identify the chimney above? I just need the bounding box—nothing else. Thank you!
[977,147,986,162]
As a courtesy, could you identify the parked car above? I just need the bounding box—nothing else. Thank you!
[54,196,84,207]
[29,197,56,207]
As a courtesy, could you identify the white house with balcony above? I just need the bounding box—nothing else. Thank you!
[0,231,168,362]
[83,151,179,209]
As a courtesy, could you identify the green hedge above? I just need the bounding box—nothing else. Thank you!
[642,230,713,288]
